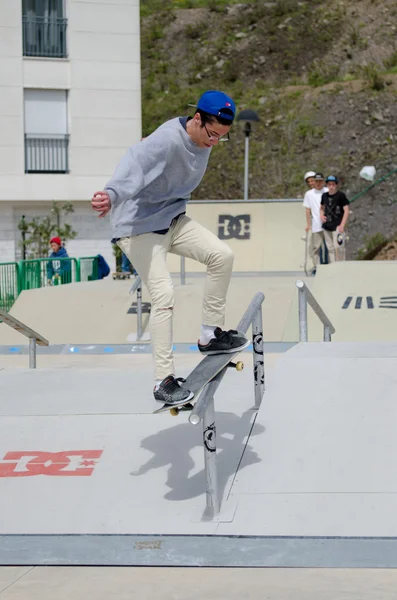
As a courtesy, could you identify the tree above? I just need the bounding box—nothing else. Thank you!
[18,202,78,259]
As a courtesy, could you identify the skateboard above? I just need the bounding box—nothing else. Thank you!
[153,345,248,416]
[301,233,310,276]
[112,272,131,280]
[335,232,347,261]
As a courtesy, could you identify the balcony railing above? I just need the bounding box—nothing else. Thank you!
[22,15,67,58]
[24,134,69,174]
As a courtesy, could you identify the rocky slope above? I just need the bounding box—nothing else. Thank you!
[141,0,397,258]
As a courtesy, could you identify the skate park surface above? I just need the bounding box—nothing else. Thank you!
[1,262,397,598]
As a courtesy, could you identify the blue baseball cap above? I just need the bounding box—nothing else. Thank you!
[196,90,236,122]
[326,175,339,184]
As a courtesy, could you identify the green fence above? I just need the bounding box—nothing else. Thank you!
[0,256,101,312]
[19,257,79,290]
[79,256,100,282]
[0,263,20,312]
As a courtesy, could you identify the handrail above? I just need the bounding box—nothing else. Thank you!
[0,308,49,368]
[296,280,335,342]
[189,292,265,517]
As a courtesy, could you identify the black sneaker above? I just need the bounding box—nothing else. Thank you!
[153,375,194,406]
[198,327,249,355]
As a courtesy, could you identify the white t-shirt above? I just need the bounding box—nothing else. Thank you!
[303,187,328,233]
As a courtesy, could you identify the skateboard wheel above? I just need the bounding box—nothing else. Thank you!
[236,361,244,371]
[170,407,179,416]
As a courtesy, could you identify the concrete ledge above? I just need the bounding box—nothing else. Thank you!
[1,535,397,567]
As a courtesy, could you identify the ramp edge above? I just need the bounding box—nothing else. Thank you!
[1,534,397,568]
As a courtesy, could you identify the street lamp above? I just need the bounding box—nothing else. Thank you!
[236,109,260,201]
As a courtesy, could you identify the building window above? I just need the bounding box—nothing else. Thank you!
[24,89,69,174]
[22,0,67,58]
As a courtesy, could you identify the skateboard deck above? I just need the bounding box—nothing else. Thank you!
[153,344,248,415]
[302,233,310,276]
[335,232,347,261]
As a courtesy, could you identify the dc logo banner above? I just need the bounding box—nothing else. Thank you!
[0,450,103,477]
[218,215,251,240]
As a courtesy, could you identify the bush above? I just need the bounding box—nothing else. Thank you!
[362,64,385,91]
[185,23,201,39]
[274,0,299,17]
[385,51,397,70]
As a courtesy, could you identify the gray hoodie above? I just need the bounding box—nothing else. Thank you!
[105,117,211,238]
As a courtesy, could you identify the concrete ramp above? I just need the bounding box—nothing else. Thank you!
[0,274,301,345]
[0,280,151,345]
[0,365,257,538]
[283,261,397,341]
[2,344,397,567]
[223,341,397,538]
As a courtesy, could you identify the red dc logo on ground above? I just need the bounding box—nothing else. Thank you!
[0,450,103,477]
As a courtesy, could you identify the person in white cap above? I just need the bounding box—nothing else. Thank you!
[304,171,316,189]
[91,90,249,407]
[302,170,318,274]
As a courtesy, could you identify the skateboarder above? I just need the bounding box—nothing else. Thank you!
[320,176,350,262]
[91,90,248,406]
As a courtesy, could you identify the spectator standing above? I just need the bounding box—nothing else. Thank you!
[303,173,328,271]
[302,170,316,274]
[320,176,349,262]
[304,171,316,190]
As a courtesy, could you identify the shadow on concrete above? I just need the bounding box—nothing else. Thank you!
[131,410,265,505]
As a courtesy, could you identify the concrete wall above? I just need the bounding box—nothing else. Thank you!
[168,201,305,272]
[0,200,306,272]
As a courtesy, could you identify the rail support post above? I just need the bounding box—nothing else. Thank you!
[136,284,143,341]
[252,305,264,409]
[297,282,308,342]
[202,395,220,517]
[180,256,186,285]
[29,337,37,369]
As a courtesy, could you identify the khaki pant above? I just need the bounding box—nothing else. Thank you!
[311,231,326,266]
[118,215,234,380]
[312,230,343,264]
[323,230,342,262]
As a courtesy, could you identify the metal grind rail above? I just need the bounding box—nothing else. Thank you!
[0,308,49,368]
[189,292,265,518]
[296,280,335,342]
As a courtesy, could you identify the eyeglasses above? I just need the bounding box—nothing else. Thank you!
[204,123,230,142]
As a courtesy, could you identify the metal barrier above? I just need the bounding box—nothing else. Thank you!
[19,257,79,291]
[22,15,68,58]
[0,309,49,368]
[189,292,265,517]
[78,256,99,282]
[0,263,20,312]
[296,280,335,342]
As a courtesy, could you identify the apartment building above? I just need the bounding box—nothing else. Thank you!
[0,0,141,268]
